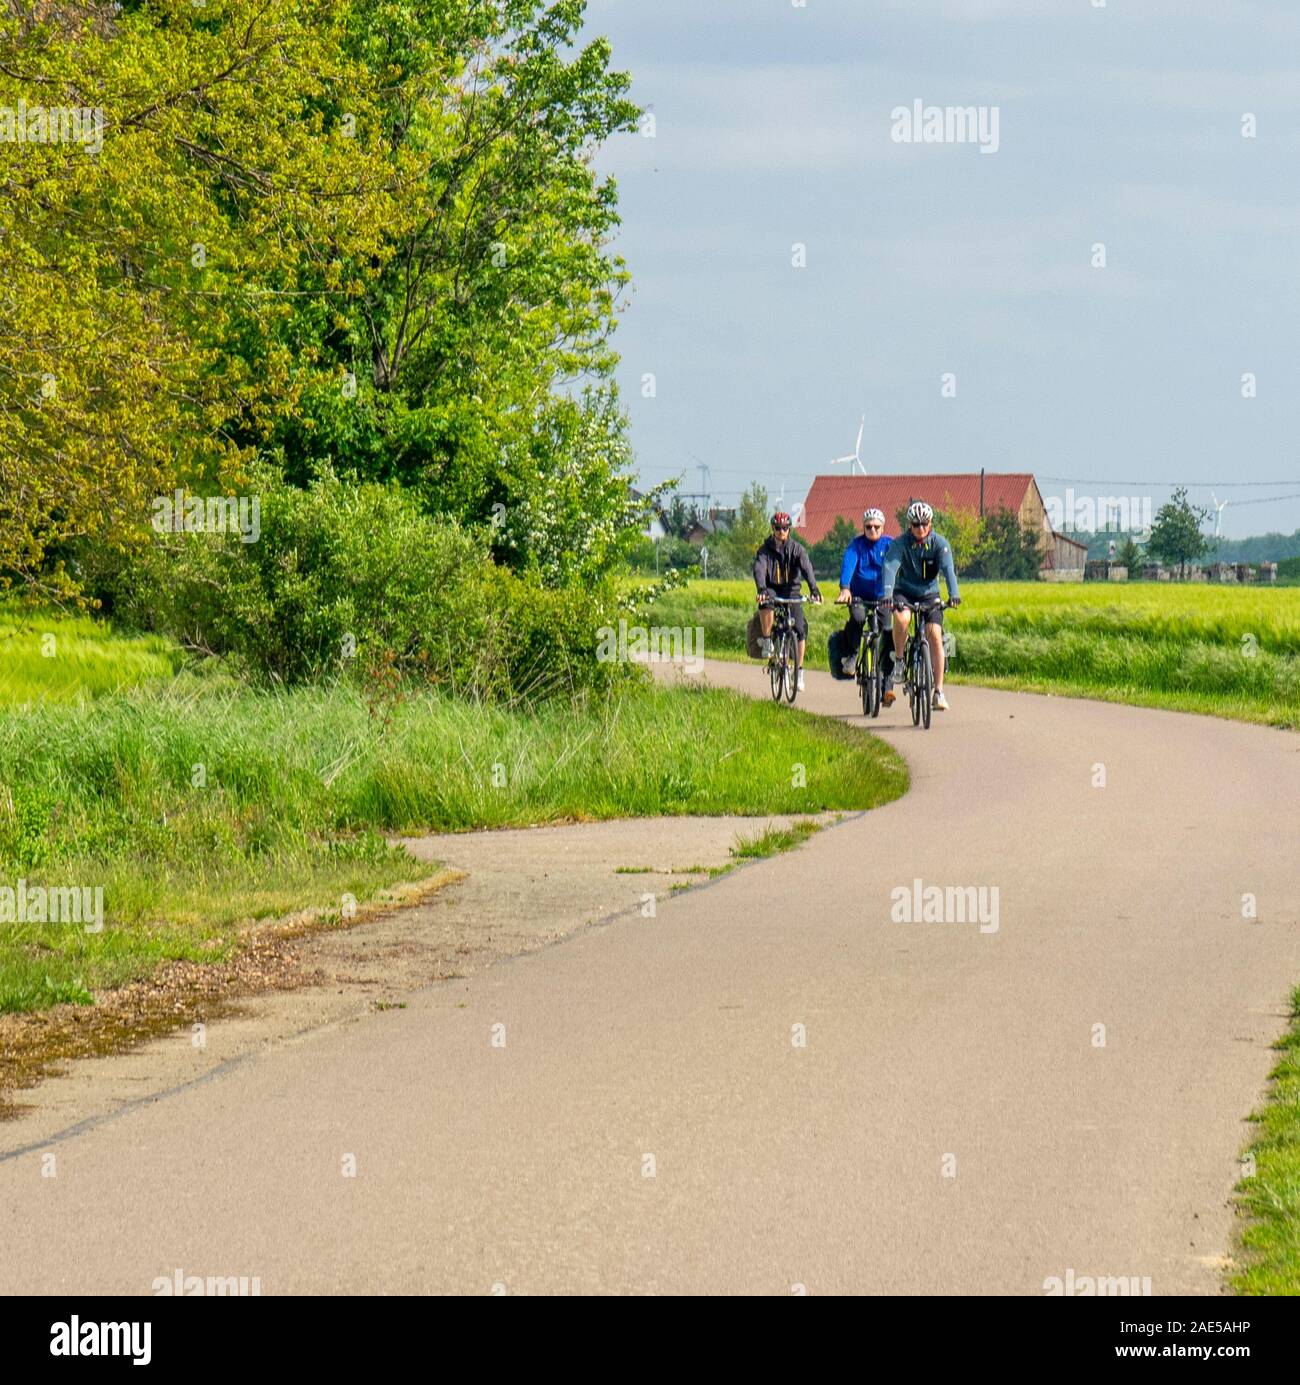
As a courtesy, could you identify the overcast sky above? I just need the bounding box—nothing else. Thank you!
[587,0,1300,538]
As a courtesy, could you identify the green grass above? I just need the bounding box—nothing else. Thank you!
[1234,988,1300,1294]
[731,819,825,860]
[0,670,905,1014]
[647,578,1300,728]
[0,602,180,707]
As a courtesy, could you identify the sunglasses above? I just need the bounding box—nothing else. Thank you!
[910,520,928,529]
[864,523,882,530]
[773,524,790,532]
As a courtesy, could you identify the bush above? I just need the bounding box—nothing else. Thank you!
[78,468,630,699]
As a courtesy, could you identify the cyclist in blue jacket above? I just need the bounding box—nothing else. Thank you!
[834,508,895,691]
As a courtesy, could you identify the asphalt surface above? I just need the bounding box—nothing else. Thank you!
[2,663,1297,1294]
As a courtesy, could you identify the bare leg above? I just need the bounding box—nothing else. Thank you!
[892,609,910,662]
[926,621,945,690]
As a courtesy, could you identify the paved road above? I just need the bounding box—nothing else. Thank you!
[3,664,1298,1294]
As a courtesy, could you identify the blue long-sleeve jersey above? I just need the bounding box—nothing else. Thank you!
[882,530,960,603]
[838,533,893,600]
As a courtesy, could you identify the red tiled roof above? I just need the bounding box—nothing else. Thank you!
[798,473,1039,544]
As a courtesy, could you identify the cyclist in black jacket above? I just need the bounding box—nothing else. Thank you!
[753,511,822,692]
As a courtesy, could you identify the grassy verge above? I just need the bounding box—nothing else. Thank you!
[647,579,1300,728]
[1234,988,1300,1294]
[0,673,904,1014]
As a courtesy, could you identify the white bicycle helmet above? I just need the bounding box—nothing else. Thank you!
[863,508,885,525]
[906,500,933,526]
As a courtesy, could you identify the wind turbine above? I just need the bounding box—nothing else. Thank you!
[1211,492,1230,537]
[828,415,866,476]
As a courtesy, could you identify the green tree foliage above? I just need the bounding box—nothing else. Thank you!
[713,481,770,577]
[661,495,703,540]
[966,507,1043,579]
[1,0,643,595]
[1147,487,1212,577]
[804,515,858,580]
[267,0,641,528]
[1116,534,1143,571]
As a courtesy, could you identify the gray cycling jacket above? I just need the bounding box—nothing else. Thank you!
[881,531,960,603]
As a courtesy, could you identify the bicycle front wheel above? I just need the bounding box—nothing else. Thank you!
[783,631,799,703]
[919,640,933,730]
[909,644,922,726]
[769,644,783,701]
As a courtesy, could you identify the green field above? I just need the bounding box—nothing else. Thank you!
[0,605,180,706]
[0,607,905,1014]
[647,578,1300,728]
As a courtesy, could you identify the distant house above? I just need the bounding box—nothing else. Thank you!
[800,471,1070,573]
[684,508,735,547]
[629,488,667,541]
[1206,562,1237,583]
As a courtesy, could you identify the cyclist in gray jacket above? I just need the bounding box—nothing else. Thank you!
[881,500,960,710]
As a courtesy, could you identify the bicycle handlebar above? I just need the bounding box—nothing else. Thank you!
[889,596,957,611]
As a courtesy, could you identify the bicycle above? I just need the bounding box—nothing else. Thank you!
[761,596,805,704]
[851,600,890,719]
[893,597,955,730]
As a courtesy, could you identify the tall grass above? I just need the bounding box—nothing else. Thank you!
[0,674,905,1012]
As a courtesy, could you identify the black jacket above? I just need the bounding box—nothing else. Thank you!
[753,534,820,600]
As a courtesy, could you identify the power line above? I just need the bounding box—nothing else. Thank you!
[1216,492,1300,508]
[1038,475,1299,489]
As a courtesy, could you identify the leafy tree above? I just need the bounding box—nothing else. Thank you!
[1146,487,1211,577]
[968,507,1043,580]
[661,495,703,540]
[267,0,641,530]
[934,502,983,572]
[493,385,666,587]
[1,0,644,594]
[1,0,381,592]
[1116,534,1143,571]
[715,481,770,576]
[804,515,858,580]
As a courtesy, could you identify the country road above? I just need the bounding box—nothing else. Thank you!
[3,662,1298,1295]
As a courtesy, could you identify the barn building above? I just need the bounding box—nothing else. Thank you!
[798,471,1085,576]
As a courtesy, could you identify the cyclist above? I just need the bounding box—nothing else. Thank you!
[835,507,895,692]
[881,500,960,710]
[754,511,822,693]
